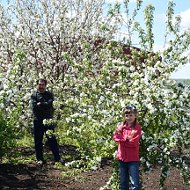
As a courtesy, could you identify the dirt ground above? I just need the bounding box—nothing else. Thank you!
[0,146,189,190]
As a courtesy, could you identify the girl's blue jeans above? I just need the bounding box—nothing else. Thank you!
[119,160,140,190]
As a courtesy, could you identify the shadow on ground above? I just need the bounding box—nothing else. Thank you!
[0,145,189,190]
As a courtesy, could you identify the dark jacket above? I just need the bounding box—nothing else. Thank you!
[31,91,54,120]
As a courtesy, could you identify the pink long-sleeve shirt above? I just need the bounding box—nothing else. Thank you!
[113,122,142,162]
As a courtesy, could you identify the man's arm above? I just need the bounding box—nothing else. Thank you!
[30,92,38,112]
[36,91,54,109]
[43,91,54,108]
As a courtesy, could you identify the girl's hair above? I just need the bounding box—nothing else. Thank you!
[123,104,137,128]
[123,104,137,114]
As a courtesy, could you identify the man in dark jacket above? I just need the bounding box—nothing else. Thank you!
[31,79,60,164]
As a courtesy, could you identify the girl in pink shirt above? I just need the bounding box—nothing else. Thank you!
[113,105,142,190]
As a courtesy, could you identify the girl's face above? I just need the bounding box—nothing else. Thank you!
[125,112,136,126]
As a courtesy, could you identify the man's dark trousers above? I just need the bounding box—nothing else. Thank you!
[33,119,60,162]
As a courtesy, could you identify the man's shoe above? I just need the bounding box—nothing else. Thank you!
[36,160,44,165]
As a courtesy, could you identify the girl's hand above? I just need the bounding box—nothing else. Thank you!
[127,130,136,140]
[115,122,123,134]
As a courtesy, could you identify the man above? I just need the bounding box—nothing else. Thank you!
[31,79,60,164]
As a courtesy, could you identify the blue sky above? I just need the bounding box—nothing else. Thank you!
[142,0,190,79]
[1,0,190,79]
[105,0,190,79]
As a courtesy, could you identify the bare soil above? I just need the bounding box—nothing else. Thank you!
[0,145,189,190]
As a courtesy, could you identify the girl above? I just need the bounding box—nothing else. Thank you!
[113,105,142,190]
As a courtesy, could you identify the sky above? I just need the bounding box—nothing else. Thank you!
[1,0,190,79]
[144,0,190,79]
[105,0,190,79]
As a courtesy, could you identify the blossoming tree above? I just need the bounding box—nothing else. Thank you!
[0,0,189,188]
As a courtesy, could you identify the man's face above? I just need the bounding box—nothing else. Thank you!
[37,80,46,93]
